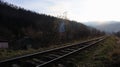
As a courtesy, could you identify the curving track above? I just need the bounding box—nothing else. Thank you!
[0,36,106,67]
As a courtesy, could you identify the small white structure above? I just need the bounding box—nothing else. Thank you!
[0,41,8,48]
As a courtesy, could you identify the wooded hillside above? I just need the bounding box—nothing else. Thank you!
[0,1,105,49]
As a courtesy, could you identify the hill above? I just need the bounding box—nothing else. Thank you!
[0,1,104,49]
[84,21,120,33]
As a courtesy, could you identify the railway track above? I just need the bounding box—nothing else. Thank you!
[0,36,106,67]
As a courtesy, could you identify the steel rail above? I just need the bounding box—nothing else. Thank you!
[0,36,106,67]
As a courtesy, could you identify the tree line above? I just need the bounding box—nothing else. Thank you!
[114,31,120,37]
[0,1,105,49]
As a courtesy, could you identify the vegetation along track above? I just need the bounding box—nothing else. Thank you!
[0,36,106,67]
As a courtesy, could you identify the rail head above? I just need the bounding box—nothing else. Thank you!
[0,36,106,64]
[36,37,106,67]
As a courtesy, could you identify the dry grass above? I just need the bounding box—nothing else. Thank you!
[67,36,120,67]
[107,36,120,67]
[0,36,96,61]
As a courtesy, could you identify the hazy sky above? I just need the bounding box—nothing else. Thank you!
[3,0,120,23]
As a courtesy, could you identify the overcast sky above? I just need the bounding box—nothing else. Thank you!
[3,0,120,23]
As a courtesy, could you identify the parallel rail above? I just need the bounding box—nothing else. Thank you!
[0,36,106,67]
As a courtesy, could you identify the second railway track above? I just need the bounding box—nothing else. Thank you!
[0,36,107,67]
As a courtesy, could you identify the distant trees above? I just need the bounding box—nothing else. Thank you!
[0,1,105,49]
[114,31,120,37]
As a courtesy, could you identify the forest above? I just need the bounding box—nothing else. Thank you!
[0,1,105,49]
[114,31,120,37]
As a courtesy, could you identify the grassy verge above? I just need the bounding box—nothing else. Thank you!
[0,36,98,61]
[67,36,120,67]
